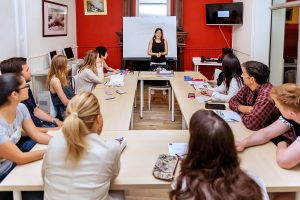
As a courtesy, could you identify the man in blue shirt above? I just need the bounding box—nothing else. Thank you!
[0,57,63,129]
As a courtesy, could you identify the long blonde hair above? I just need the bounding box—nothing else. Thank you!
[78,50,99,75]
[46,55,68,88]
[62,92,102,165]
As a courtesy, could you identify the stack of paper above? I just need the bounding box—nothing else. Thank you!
[105,74,125,87]
[213,110,242,122]
[168,143,188,158]
[157,70,174,77]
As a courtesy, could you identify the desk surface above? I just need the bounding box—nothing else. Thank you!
[1,130,300,192]
[92,72,138,131]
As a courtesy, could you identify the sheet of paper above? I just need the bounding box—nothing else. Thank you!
[213,110,242,122]
[168,143,188,157]
[110,74,124,82]
[196,96,210,103]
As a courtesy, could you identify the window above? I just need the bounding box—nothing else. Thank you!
[137,0,170,16]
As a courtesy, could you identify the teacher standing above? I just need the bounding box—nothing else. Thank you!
[147,28,168,66]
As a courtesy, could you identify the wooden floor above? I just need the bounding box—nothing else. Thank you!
[133,83,182,130]
[126,83,181,199]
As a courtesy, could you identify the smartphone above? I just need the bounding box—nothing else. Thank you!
[205,102,226,110]
[188,93,195,99]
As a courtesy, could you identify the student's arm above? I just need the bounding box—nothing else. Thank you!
[211,79,241,102]
[276,140,300,169]
[236,119,290,152]
[84,69,104,84]
[22,118,52,145]
[0,141,45,165]
[33,107,63,127]
[240,91,278,130]
[103,61,119,74]
[161,39,168,56]
[229,86,248,112]
[51,78,69,106]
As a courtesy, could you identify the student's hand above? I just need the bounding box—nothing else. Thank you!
[235,140,246,152]
[277,141,288,148]
[54,118,63,127]
[203,89,213,97]
[207,80,217,85]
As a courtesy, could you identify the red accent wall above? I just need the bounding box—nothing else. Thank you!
[76,0,233,77]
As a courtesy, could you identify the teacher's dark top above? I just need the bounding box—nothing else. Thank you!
[151,39,166,63]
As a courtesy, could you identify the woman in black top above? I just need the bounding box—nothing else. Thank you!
[147,28,168,65]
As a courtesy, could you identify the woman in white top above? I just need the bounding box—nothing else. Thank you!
[202,53,243,102]
[75,50,104,93]
[170,110,269,200]
[96,46,119,76]
[42,92,124,200]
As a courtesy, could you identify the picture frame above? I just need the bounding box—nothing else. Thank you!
[84,0,107,15]
[42,0,68,37]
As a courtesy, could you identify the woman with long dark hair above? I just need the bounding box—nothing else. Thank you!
[170,110,268,200]
[202,53,243,102]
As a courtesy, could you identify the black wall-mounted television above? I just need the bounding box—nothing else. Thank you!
[206,2,243,25]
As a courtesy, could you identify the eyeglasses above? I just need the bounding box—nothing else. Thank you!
[19,84,30,90]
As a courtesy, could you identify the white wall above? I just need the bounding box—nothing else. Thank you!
[26,0,77,72]
[0,0,17,60]
[0,0,77,73]
[232,0,272,65]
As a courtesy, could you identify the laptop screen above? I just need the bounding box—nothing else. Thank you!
[64,47,74,60]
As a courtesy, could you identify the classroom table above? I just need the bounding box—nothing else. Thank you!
[92,71,138,130]
[2,129,300,200]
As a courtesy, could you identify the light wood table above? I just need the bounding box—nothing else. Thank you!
[2,129,300,200]
[92,71,138,131]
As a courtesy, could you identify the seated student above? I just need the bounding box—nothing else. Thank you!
[236,84,300,168]
[170,110,269,200]
[0,57,63,129]
[42,92,125,200]
[96,46,119,76]
[46,55,74,120]
[236,84,300,200]
[0,73,51,181]
[202,53,243,102]
[75,50,105,93]
[229,61,280,130]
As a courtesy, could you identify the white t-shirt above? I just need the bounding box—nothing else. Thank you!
[211,78,243,102]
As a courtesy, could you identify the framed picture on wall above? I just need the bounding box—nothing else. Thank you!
[84,0,107,15]
[42,0,68,37]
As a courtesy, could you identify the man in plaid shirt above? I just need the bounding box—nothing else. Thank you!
[229,61,280,131]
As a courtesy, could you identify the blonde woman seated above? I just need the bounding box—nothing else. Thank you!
[170,110,269,200]
[46,55,74,120]
[202,54,243,102]
[42,92,125,200]
[75,50,105,93]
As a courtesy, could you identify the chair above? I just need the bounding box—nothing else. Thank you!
[148,85,171,111]
[284,70,296,83]
[37,91,57,117]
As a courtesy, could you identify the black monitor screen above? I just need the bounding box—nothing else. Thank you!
[64,47,74,59]
[206,2,243,25]
[49,51,57,60]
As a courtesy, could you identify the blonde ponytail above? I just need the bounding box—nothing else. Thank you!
[62,92,101,165]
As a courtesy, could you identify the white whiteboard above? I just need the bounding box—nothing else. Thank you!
[123,16,177,59]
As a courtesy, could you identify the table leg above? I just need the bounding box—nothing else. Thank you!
[140,80,144,119]
[130,108,134,129]
[182,115,187,130]
[172,88,174,122]
[13,191,22,200]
